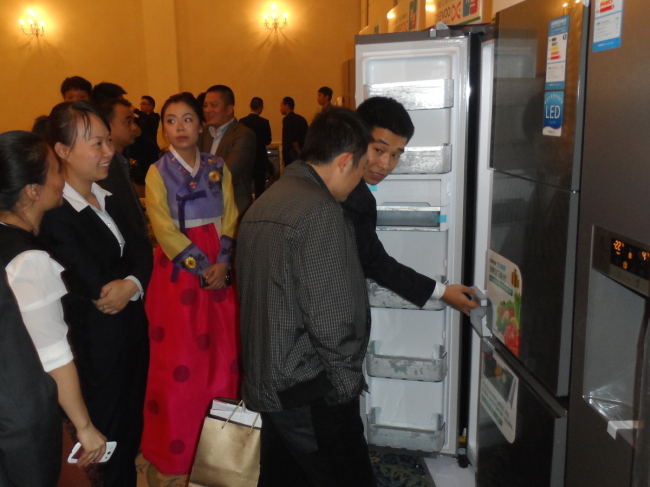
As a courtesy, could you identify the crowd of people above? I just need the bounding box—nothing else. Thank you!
[0,75,477,487]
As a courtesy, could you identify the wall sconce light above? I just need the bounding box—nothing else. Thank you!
[19,9,45,38]
[264,4,288,30]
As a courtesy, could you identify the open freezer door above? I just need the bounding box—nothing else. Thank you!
[356,27,486,457]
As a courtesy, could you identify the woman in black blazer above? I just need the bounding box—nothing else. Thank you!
[39,101,152,487]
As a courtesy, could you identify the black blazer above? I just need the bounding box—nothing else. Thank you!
[0,261,61,487]
[239,113,272,172]
[39,193,152,394]
[341,180,436,308]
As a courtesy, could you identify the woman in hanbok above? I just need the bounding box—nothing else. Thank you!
[141,92,241,475]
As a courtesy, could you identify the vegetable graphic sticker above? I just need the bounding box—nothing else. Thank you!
[487,251,523,357]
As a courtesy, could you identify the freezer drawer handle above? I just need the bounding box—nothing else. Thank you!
[469,286,492,337]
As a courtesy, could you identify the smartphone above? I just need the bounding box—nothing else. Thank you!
[67,441,117,464]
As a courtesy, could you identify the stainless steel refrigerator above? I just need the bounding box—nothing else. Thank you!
[565,0,650,486]
[355,0,591,484]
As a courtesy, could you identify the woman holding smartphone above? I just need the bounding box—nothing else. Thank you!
[141,92,240,475]
[40,102,152,486]
[0,130,106,479]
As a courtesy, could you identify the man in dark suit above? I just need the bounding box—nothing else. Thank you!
[134,95,160,147]
[0,261,62,486]
[199,85,256,215]
[342,96,477,314]
[280,96,308,167]
[239,97,272,199]
[97,98,149,238]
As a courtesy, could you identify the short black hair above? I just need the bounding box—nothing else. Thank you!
[318,86,333,101]
[206,85,235,106]
[282,97,295,110]
[301,107,371,168]
[250,97,263,111]
[46,101,111,150]
[141,95,155,108]
[91,82,127,105]
[161,92,204,124]
[356,96,415,142]
[0,131,50,212]
[60,76,92,98]
[31,116,49,138]
[97,99,133,124]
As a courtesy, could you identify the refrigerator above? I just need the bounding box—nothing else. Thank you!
[565,1,650,486]
[355,0,590,484]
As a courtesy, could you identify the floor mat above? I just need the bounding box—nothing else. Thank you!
[137,450,434,486]
[370,450,434,487]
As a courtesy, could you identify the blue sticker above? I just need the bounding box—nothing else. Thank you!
[593,0,624,52]
[543,91,564,137]
[545,16,570,91]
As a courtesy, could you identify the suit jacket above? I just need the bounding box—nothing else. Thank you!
[0,259,61,487]
[39,195,152,396]
[341,180,436,308]
[282,111,309,165]
[97,153,148,238]
[200,119,256,215]
[239,113,272,174]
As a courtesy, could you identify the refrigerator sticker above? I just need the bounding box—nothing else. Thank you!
[487,251,522,356]
[593,0,624,52]
[480,349,519,444]
[545,16,570,91]
[543,91,564,137]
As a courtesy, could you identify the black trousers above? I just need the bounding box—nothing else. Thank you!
[258,398,377,487]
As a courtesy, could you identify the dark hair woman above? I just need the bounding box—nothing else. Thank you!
[140,92,240,475]
[0,130,106,483]
[39,101,152,486]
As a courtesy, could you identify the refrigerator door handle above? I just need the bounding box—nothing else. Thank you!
[469,286,492,337]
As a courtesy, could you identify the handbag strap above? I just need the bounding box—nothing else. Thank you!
[220,400,261,434]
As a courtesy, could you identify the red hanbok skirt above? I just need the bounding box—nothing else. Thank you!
[141,224,241,475]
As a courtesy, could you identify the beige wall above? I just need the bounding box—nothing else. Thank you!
[1,1,150,133]
[1,0,360,143]
[174,0,360,142]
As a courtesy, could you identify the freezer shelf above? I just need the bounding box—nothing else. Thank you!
[376,206,441,228]
[363,79,454,110]
[396,145,452,174]
[367,277,447,310]
[366,341,447,382]
[367,407,446,452]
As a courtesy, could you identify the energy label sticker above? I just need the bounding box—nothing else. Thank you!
[546,15,570,91]
[594,0,624,52]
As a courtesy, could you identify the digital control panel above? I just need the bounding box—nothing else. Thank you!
[592,226,650,297]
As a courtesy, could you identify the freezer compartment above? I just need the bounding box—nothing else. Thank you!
[477,339,567,487]
[363,79,454,110]
[396,145,452,174]
[375,231,447,280]
[367,277,447,310]
[372,176,444,207]
[366,341,447,382]
[367,407,446,452]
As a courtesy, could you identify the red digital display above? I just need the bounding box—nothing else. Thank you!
[611,238,650,280]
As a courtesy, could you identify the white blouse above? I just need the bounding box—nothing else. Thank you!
[5,249,73,373]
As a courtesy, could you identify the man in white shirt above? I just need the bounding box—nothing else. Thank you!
[198,85,256,215]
